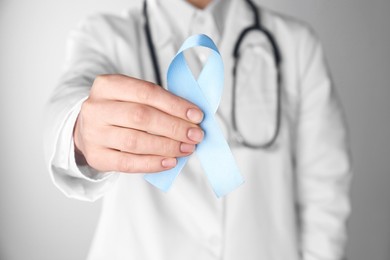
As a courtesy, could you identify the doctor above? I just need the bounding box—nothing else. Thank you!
[44,0,352,259]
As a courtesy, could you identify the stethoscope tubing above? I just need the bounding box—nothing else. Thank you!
[142,0,282,149]
[143,0,163,86]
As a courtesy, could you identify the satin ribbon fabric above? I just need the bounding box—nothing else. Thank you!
[144,34,244,197]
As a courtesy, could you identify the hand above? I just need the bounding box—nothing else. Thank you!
[73,74,204,173]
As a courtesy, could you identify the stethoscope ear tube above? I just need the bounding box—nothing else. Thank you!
[143,0,163,86]
[143,0,282,149]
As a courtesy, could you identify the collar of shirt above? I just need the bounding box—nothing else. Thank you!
[145,0,232,84]
[150,0,231,48]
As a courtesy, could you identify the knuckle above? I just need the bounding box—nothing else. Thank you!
[124,133,138,152]
[92,74,122,96]
[94,74,106,84]
[80,98,93,114]
[75,117,89,141]
[163,140,178,156]
[169,95,183,111]
[136,82,157,103]
[131,105,150,125]
[92,75,108,92]
[78,124,90,143]
[170,120,181,138]
[143,159,152,172]
[117,154,135,173]
[83,148,99,169]
[80,98,103,118]
[95,74,115,85]
[78,101,101,136]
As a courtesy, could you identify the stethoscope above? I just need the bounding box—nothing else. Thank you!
[143,0,282,149]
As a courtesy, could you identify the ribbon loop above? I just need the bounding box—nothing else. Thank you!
[144,34,244,197]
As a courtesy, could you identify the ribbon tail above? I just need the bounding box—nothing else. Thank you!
[197,110,244,197]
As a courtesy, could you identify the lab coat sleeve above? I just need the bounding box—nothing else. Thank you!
[294,28,352,260]
[43,15,123,202]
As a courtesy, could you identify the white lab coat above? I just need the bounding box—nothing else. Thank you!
[43,0,352,259]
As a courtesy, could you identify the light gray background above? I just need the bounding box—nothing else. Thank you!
[0,0,389,259]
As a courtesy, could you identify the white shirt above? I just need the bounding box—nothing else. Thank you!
[43,0,352,259]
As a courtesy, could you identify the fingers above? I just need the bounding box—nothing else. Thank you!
[91,74,204,124]
[99,100,204,144]
[102,126,196,157]
[86,147,178,173]
[75,74,205,174]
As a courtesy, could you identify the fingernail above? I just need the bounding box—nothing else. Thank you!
[187,128,204,142]
[180,143,195,153]
[187,108,204,123]
[162,158,177,168]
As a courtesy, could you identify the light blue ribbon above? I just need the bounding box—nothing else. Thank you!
[144,34,244,197]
